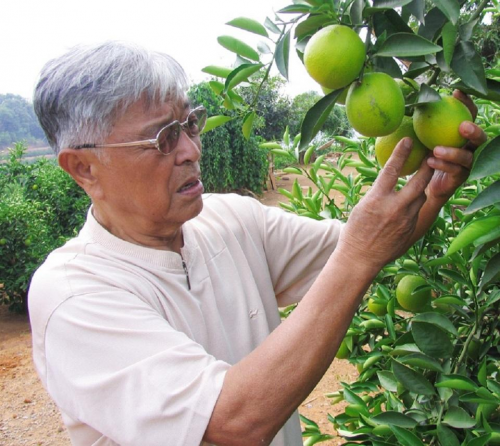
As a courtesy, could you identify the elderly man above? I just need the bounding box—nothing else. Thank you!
[28,41,485,446]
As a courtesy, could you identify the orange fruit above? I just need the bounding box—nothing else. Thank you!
[304,25,365,90]
[346,72,405,137]
[413,95,473,149]
[336,339,350,359]
[396,275,431,313]
[375,117,429,176]
[368,298,387,316]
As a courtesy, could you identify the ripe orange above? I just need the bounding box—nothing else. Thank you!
[346,72,405,137]
[396,275,431,313]
[304,25,365,90]
[375,117,429,176]
[413,95,473,149]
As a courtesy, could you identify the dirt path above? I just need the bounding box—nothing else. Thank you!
[0,165,357,445]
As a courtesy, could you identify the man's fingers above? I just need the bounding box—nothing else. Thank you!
[375,137,413,191]
[402,156,434,200]
[430,146,474,170]
[453,89,478,120]
[459,121,488,150]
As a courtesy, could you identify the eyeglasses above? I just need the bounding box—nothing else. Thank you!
[72,106,207,155]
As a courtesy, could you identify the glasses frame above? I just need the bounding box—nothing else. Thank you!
[72,106,207,155]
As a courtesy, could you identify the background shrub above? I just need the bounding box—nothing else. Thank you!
[0,143,89,312]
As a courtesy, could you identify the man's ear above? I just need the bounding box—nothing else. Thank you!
[58,149,102,198]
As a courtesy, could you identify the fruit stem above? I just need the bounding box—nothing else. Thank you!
[426,67,441,87]
[453,323,479,374]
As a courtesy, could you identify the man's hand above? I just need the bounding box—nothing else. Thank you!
[337,137,435,271]
[425,90,487,201]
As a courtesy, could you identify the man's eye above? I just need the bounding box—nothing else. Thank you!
[188,116,199,133]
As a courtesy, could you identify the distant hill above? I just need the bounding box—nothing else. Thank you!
[0,93,47,150]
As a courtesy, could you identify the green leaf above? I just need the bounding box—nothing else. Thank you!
[438,268,469,286]
[460,18,479,41]
[478,252,500,294]
[442,405,476,428]
[436,374,478,392]
[437,424,460,446]
[447,215,500,255]
[433,0,460,25]
[467,434,493,446]
[398,352,444,372]
[441,22,457,67]
[224,63,264,91]
[412,312,457,335]
[392,360,436,395]
[350,0,365,25]
[411,321,453,359]
[226,17,269,38]
[264,17,281,35]
[405,0,425,24]
[294,15,332,39]
[451,41,488,96]
[469,136,500,181]
[275,30,291,80]
[208,81,225,95]
[452,78,500,102]
[372,0,414,7]
[390,425,426,446]
[377,370,399,392]
[375,33,442,57]
[277,4,312,13]
[372,411,418,428]
[242,112,256,140]
[465,181,500,214]
[412,84,441,106]
[201,115,233,134]
[217,36,260,61]
[299,89,343,149]
[201,65,232,78]
[259,142,283,150]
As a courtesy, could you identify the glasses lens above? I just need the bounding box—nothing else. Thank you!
[157,122,181,155]
[186,108,207,136]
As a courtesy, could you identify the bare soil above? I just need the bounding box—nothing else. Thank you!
[0,165,357,445]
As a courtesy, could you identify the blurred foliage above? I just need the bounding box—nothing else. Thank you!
[0,143,89,313]
[0,94,46,149]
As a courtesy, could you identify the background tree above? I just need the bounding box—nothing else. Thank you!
[289,90,351,138]
[239,74,291,141]
[188,81,268,194]
[0,94,46,149]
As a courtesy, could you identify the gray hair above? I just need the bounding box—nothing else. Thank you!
[33,41,189,155]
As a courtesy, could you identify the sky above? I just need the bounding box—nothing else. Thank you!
[0,0,320,101]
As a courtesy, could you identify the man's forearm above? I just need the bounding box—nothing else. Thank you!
[204,248,380,446]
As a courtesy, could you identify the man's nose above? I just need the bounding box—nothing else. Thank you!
[175,130,201,164]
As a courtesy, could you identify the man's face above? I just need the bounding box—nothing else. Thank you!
[90,97,204,242]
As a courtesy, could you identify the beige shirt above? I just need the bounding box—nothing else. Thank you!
[29,193,342,446]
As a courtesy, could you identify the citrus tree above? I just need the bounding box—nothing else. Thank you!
[203,0,500,444]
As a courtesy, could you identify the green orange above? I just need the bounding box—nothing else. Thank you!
[396,275,431,313]
[336,339,350,359]
[346,72,405,137]
[413,95,473,149]
[304,25,365,90]
[375,117,429,177]
[368,298,388,316]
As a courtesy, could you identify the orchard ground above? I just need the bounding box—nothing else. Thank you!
[0,165,357,446]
